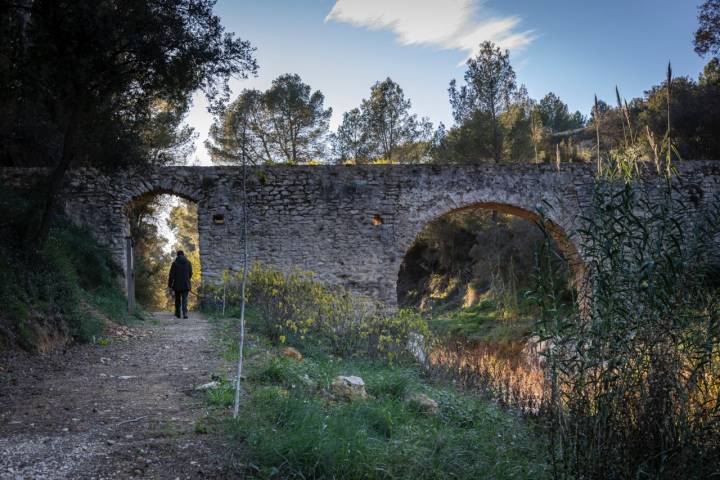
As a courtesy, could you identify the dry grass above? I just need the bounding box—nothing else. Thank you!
[428,339,547,414]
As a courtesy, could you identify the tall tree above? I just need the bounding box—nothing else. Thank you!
[537,92,584,132]
[501,86,535,162]
[359,78,432,163]
[449,42,517,162]
[0,0,257,246]
[206,89,275,165]
[695,0,720,59]
[207,75,331,164]
[129,197,172,309]
[330,108,372,164]
[142,100,198,165]
[264,74,331,164]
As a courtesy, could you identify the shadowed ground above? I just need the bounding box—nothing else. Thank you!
[0,313,233,479]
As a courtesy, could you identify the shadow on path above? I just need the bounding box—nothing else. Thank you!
[0,312,232,479]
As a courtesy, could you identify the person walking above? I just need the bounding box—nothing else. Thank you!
[168,250,193,319]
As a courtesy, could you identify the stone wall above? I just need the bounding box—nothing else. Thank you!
[2,161,719,305]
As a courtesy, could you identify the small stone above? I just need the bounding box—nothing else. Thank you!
[194,381,220,391]
[118,375,136,380]
[331,375,368,401]
[281,347,303,361]
[300,374,316,389]
[407,393,439,414]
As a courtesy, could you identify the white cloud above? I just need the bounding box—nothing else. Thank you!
[325,0,534,59]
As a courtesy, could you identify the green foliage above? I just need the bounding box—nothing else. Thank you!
[695,0,720,59]
[207,74,331,165]
[536,92,585,133]
[0,187,136,349]
[438,53,584,165]
[222,347,549,480]
[205,264,432,362]
[448,41,517,162]
[535,182,720,478]
[205,380,236,407]
[129,196,172,310]
[330,78,434,164]
[0,0,257,169]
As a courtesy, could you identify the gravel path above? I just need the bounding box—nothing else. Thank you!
[0,313,233,479]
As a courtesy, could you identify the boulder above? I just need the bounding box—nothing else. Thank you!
[281,347,303,361]
[331,375,368,400]
[407,393,439,414]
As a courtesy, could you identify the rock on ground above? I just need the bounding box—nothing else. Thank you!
[407,393,439,414]
[331,375,368,401]
[280,347,303,361]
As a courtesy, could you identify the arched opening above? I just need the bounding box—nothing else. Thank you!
[124,190,202,313]
[397,202,580,343]
[397,202,582,410]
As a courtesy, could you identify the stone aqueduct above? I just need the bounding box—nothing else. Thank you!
[2,161,720,305]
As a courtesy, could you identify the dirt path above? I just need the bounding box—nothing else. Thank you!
[0,312,234,479]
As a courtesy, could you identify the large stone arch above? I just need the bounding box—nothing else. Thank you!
[392,200,585,309]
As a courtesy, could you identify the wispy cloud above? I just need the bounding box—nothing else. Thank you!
[324,0,534,59]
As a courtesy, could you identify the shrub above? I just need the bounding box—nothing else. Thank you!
[206,263,433,362]
[361,308,432,363]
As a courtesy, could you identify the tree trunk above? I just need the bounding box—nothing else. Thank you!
[491,110,500,163]
[29,121,76,250]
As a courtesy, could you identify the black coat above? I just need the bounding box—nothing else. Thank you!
[168,255,193,292]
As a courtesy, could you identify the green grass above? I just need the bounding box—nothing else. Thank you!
[427,298,536,344]
[206,311,549,480]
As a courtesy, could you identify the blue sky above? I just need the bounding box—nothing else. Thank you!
[186,0,708,165]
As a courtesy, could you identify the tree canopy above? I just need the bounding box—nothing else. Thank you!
[1,0,257,169]
[449,42,516,162]
[207,74,331,164]
[330,78,433,164]
[696,0,720,59]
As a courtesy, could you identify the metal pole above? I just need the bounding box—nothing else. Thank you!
[125,236,135,313]
[233,125,250,419]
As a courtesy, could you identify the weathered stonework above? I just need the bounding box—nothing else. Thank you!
[2,162,719,305]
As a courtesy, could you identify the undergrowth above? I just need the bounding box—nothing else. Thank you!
[0,186,140,350]
[204,310,549,479]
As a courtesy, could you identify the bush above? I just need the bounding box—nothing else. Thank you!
[204,263,433,362]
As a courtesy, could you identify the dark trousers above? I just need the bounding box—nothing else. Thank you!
[174,290,189,317]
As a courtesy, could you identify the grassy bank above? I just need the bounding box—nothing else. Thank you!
[202,311,549,479]
[0,186,140,351]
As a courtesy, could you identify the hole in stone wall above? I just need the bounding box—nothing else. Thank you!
[371,214,384,226]
[213,214,225,225]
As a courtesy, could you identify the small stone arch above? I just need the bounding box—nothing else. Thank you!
[119,182,204,300]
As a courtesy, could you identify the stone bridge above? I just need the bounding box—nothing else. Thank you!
[2,161,720,305]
